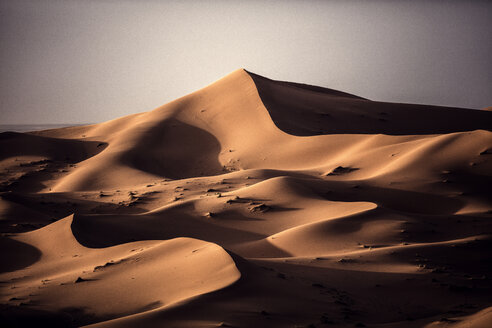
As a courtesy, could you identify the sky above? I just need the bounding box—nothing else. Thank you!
[1,0,491,124]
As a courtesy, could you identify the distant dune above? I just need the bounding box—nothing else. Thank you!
[1,69,491,327]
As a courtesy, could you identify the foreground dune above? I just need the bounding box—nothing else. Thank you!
[1,69,491,327]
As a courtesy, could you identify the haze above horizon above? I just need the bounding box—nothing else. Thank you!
[1,0,491,124]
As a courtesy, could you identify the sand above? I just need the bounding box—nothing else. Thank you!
[1,69,491,327]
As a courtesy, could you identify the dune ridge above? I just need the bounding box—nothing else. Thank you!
[1,69,491,327]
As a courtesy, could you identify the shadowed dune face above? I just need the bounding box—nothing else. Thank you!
[0,132,107,162]
[248,71,492,136]
[0,132,108,193]
[1,69,492,327]
[120,119,223,179]
[0,238,41,273]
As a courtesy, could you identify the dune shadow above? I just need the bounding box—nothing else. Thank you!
[0,304,74,328]
[0,237,42,273]
[305,179,467,215]
[248,71,492,136]
[120,118,223,179]
[0,132,107,163]
[0,192,147,234]
[70,212,266,249]
[0,132,108,193]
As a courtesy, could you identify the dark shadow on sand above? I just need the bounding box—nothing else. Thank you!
[248,71,492,136]
[120,118,223,179]
[0,237,41,273]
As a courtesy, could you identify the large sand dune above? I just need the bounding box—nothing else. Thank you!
[1,69,491,327]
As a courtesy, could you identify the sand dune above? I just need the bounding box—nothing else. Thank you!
[1,69,491,327]
[1,214,240,326]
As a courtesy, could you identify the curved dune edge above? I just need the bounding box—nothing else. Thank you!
[0,214,241,326]
[254,234,491,274]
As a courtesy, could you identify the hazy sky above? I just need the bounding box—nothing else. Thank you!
[1,0,491,124]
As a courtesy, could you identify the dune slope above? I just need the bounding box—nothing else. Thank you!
[1,69,491,327]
